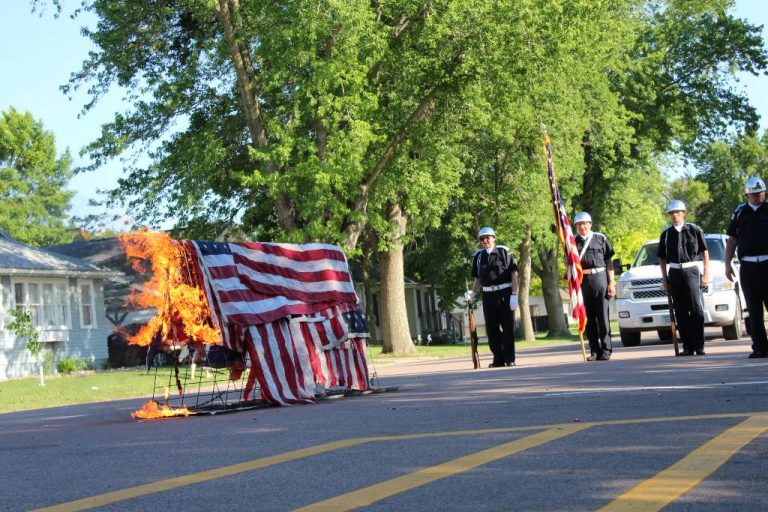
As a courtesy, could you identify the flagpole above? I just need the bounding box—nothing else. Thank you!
[542,127,588,362]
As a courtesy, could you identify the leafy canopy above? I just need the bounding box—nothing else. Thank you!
[0,107,74,246]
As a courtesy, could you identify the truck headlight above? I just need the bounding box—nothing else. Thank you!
[616,281,631,299]
[709,275,734,292]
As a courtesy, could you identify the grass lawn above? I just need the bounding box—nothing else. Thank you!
[0,332,580,414]
[0,368,172,414]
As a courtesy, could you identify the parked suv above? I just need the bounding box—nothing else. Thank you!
[615,234,745,347]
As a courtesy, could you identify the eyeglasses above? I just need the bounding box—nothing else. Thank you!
[479,236,494,241]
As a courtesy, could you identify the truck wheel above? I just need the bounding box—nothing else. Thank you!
[657,329,673,342]
[722,302,742,340]
[620,329,641,347]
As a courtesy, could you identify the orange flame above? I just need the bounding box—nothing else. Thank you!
[131,400,191,420]
[118,232,221,347]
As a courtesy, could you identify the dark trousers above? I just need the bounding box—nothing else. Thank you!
[669,266,705,352]
[740,261,768,354]
[582,272,612,356]
[482,289,515,365]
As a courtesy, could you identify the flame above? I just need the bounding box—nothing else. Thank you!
[132,400,191,420]
[118,232,221,347]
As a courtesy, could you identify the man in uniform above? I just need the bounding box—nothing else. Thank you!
[725,177,768,358]
[658,200,710,356]
[465,227,519,367]
[573,212,616,361]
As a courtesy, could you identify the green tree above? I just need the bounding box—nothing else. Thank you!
[42,0,515,353]
[577,0,766,258]
[6,309,45,386]
[665,175,711,224]
[406,0,642,339]
[0,108,75,245]
[695,131,768,232]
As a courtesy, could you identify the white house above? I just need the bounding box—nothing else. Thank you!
[0,230,117,380]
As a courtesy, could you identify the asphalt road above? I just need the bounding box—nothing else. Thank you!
[2,330,767,512]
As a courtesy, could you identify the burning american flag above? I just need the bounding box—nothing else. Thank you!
[121,233,370,409]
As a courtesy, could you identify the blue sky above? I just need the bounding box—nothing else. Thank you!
[1,1,767,228]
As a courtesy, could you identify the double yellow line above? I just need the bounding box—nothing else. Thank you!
[34,412,768,512]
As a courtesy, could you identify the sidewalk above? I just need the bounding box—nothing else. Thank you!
[368,337,755,378]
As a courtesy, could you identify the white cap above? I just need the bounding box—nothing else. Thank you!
[745,177,766,194]
[478,227,496,239]
[573,212,592,224]
[667,200,687,213]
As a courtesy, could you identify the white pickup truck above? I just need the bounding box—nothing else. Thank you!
[614,234,746,347]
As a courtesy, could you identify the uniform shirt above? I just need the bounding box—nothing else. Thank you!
[472,245,518,287]
[657,223,708,263]
[575,232,615,269]
[726,202,768,257]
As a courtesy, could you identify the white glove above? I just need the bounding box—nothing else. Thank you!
[509,294,519,311]
[464,290,475,302]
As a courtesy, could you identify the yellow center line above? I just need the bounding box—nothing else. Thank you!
[31,412,763,511]
[31,438,370,512]
[293,424,591,512]
[598,413,768,512]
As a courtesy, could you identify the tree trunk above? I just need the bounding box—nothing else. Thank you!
[379,203,415,354]
[214,0,295,231]
[361,249,380,343]
[515,225,536,341]
[535,242,571,337]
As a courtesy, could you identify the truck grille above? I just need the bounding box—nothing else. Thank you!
[633,289,668,299]
[631,278,663,287]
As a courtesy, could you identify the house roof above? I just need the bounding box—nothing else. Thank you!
[47,237,126,266]
[0,229,117,278]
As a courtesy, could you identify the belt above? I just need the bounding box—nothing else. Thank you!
[740,255,768,263]
[668,262,698,269]
[482,283,512,292]
[583,267,605,274]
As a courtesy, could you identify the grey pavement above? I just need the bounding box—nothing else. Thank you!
[1,330,767,512]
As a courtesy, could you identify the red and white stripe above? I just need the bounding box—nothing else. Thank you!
[545,137,587,333]
[183,240,369,405]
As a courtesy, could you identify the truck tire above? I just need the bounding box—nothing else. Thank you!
[657,328,673,342]
[722,301,742,340]
[620,329,641,347]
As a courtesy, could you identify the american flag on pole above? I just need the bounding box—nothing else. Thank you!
[182,240,369,405]
[544,136,587,334]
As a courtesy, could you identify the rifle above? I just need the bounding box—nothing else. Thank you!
[665,281,679,356]
[466,282,481,369]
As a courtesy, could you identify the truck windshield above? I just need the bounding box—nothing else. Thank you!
[632,238,725,267]
[633,244,660,267]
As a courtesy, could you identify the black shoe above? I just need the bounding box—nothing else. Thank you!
[587,355,598,361]
[678,350,694,356]
[748,352,767,359]
[695,350,706,356]
[598,353,611,361]
[488,362,504,368]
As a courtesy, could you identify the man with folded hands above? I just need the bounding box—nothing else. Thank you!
[573,212,616,361]
[725,177,768,359]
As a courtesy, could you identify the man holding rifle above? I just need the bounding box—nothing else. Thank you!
[465,227,519,368]
[658,200,710,356]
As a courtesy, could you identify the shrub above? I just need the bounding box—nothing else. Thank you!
[57,357,78,374]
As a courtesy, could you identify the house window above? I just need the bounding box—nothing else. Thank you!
[12,279,70,328]
[78,280,96,329]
